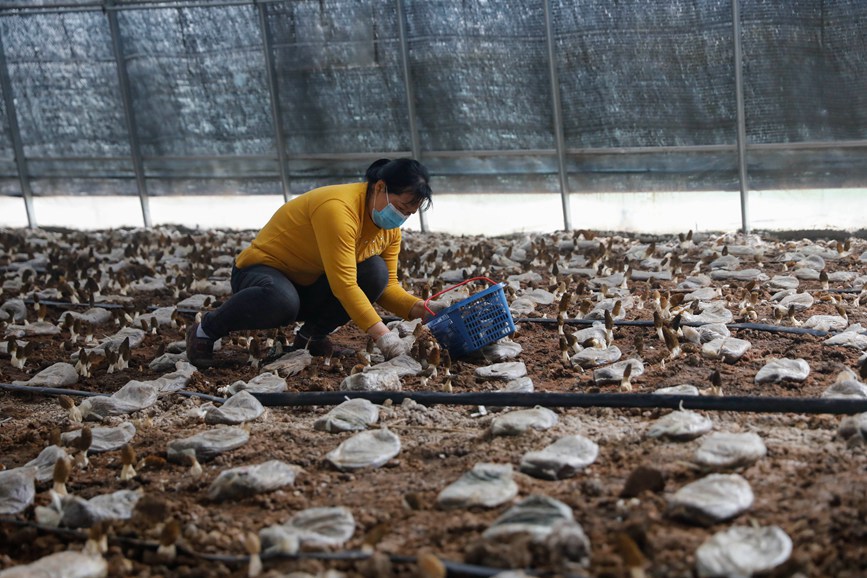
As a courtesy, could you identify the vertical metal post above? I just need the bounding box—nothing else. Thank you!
[543,0,571,231]
[731,0,749,234]
[106,0,151,227]
[0,23,36,228]
[258,2,291,203]
[396,0,427,231]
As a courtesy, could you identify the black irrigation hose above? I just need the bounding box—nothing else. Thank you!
[251,391,867,415]
[3,382,867,415]
[8,298,851,337]
[726,322,830,336]
[0,517,577,577]
[514,317,832,337]
[0,382,104,398]
[0,517,367,564]
[2,303,836,338]
[16,298,201,315]
[0,382,225,404]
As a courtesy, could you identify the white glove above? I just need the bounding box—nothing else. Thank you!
[376,332,407,360]
[423,299,448,322]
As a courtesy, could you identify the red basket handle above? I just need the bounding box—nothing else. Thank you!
[423,276,501,318]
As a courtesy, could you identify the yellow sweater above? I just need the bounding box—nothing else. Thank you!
[235,182,419,332]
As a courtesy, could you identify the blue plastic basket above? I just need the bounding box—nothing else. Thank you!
[425,280,516,357]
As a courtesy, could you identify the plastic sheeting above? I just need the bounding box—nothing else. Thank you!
[0,0,864,198]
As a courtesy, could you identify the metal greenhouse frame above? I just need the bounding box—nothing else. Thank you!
[0,0,865,233]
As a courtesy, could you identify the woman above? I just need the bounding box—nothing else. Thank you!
[186,158,434,367]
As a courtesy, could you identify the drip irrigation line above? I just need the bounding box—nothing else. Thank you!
[3,382,867,414]
[0,517,365,564]
[726,321,829,336]
[0,382,103,398]
[21,299,126,311]
[0,381,225,404]
[18,298,201,316]
[251,390,867,415]
[514,317,831,337]
[7,299,851,337]
[0,517,566,577]
[389,555,588,578]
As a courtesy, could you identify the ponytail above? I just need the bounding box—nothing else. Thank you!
[364,157,433,211]
[365,159,391,183]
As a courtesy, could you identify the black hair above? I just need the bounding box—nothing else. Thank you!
[365,157,432,211]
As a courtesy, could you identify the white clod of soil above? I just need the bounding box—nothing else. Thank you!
[776,291,813,311]
[79,362,195,420]
[520,435,599,480]
[208,460,301,501]
[480,340,523,362]
[498,376,534,393]
[260,506,355,554]
[0,467,37,515]
[85,327,146,356]
[204,390,265,425]
[11,362,78,388]
[667,473,754,526]
[708,269,769,283]
[0,550,107,578]
[681,301,734,324]
[325,428,401,471]
[593,358,645,385]
[837,412,867,442]
[694,323,731,344]
[262,349,312,377]
[167,426,250,462]
[475,361,528,381]
[694,432,767,469]
[768,274,800,290]
[481,495,576,542]
[59,307,113,326]
[491,406,558,436]
[646,409,713,441]
[59,489,141,528]
[821,369,867,399]
[314,398,379,433]
[696,525,792,578]
[227,372,288,394]
[701,337,752,362]
[364,354,422,377]
[340,370,402,392]
[23,446,68,482]
[653,384,700,396]
[436,463,518,510]
[803,314,849,332]
[571,345,621,369]
[754,358,810,384]
[4,321,61,338]
[61,422,135,453]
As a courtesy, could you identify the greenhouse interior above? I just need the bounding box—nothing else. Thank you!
[1,1,866,577]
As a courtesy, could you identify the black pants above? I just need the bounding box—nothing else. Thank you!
[201,256,388,339]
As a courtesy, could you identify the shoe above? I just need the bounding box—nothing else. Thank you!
[186,322,216,367]
[292,333,354,358]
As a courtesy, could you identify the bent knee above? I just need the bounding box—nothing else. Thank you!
[259,283,299,322]
[360,255,389,289]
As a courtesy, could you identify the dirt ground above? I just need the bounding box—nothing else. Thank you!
[1,227,867,578]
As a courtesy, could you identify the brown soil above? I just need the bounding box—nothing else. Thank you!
[1,227,867,578]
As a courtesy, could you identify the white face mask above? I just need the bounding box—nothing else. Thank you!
[371,185,410,229]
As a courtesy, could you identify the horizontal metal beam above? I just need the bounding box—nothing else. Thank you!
[6,138,867,166]
[0,0,273,15]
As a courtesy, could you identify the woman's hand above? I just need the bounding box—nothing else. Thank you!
[375,332,406,359]
[410,299,447,322]
[367,321,406,359]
